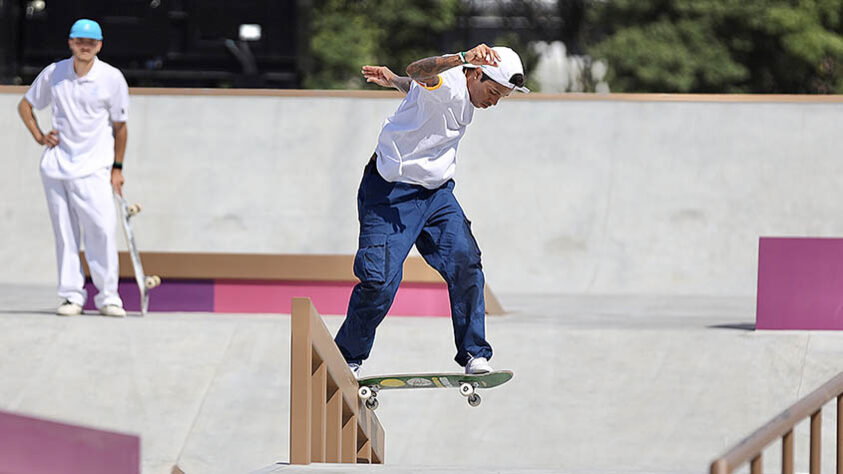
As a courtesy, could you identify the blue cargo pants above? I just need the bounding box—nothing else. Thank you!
[334,160,493,367]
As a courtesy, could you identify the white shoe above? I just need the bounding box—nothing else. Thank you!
[465,356,493,375]
[56,300,83,316]
[99,305,127,318]
[348,363,362,379]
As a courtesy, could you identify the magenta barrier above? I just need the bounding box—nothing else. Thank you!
[0,410,140,474]
[84,279,214,312]
[84,278,452,316]
[757,237,843,330]
[214,279,451,316]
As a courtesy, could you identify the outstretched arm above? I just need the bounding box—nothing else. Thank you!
[406,43,502,88]
[362,66,412,95]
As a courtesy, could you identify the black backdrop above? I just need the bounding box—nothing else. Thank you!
[2,0,299,88]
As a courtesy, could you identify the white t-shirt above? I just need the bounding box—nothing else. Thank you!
[375,66,474,189]
[25,57,129,180]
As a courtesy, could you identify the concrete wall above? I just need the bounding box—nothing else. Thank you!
[2,86,842,296]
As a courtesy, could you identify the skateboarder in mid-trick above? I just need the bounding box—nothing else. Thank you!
[335,43,529,376]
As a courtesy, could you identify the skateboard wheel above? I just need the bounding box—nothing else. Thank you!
[144,275,161,289]
[459,382,475,397]
[358,386,372,400]
[127,204,142,216]
[467,393,481,407]
[365,397,379,410]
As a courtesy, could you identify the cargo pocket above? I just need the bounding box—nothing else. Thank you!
[353,233,387,283]
[464,218,483,262]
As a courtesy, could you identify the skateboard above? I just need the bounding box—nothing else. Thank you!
[357,370,513,410]
[115,193,161,315]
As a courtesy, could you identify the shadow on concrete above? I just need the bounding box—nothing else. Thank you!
[0,309,56,316]
[248,462,289,473]
[707,322,756,331]
[0,309,147,318]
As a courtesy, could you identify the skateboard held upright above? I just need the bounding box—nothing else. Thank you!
[116,193,161,315]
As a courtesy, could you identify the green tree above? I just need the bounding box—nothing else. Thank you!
[586,0,843,93]
[303,0,460,89]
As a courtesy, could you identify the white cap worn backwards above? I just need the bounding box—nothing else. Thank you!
[465,46,530,93]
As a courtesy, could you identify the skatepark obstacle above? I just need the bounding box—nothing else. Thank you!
[710,371,843,474]
[0,410,140,473]
[289,297,384,464]
[757,237,843,330]
[80,252,504,315]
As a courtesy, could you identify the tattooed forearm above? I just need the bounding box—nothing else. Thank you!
[391,76,412,94]
[406,54,463,82]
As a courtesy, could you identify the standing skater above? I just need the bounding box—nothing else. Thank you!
[17,19,130,317]
[335,44,529,375]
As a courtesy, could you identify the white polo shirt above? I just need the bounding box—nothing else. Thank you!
[25,57,129,180]
[375,66,474,189]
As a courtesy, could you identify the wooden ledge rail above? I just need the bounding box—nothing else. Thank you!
[82,251,505,314]
[710,371,843,474]
[290,297,384,464]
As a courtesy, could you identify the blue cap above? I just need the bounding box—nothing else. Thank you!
[69,19,102,40]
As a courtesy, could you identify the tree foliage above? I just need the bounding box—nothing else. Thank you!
[303,0,461,89]
[586,0,843,93]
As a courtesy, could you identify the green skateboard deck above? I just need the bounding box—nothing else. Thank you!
[356,370,513,409]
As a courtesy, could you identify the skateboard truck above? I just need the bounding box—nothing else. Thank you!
[459,382,481,407]
[358,385,380,410]
[144,275,162,289]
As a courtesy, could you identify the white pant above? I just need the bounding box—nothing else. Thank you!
[41,168,122,309]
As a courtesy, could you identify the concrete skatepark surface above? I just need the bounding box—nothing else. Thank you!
[3,284,843,474]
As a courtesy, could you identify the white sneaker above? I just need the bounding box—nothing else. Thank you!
[56,300,83,316]
[465,356,493,375]
[99,305,127,318]
[348,363,362,379]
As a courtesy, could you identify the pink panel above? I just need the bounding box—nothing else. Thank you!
[0,410,140,474]
[390,282,451,317]
[213,280,451,317]
[757,237,843,330]
[214,280,349,314]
